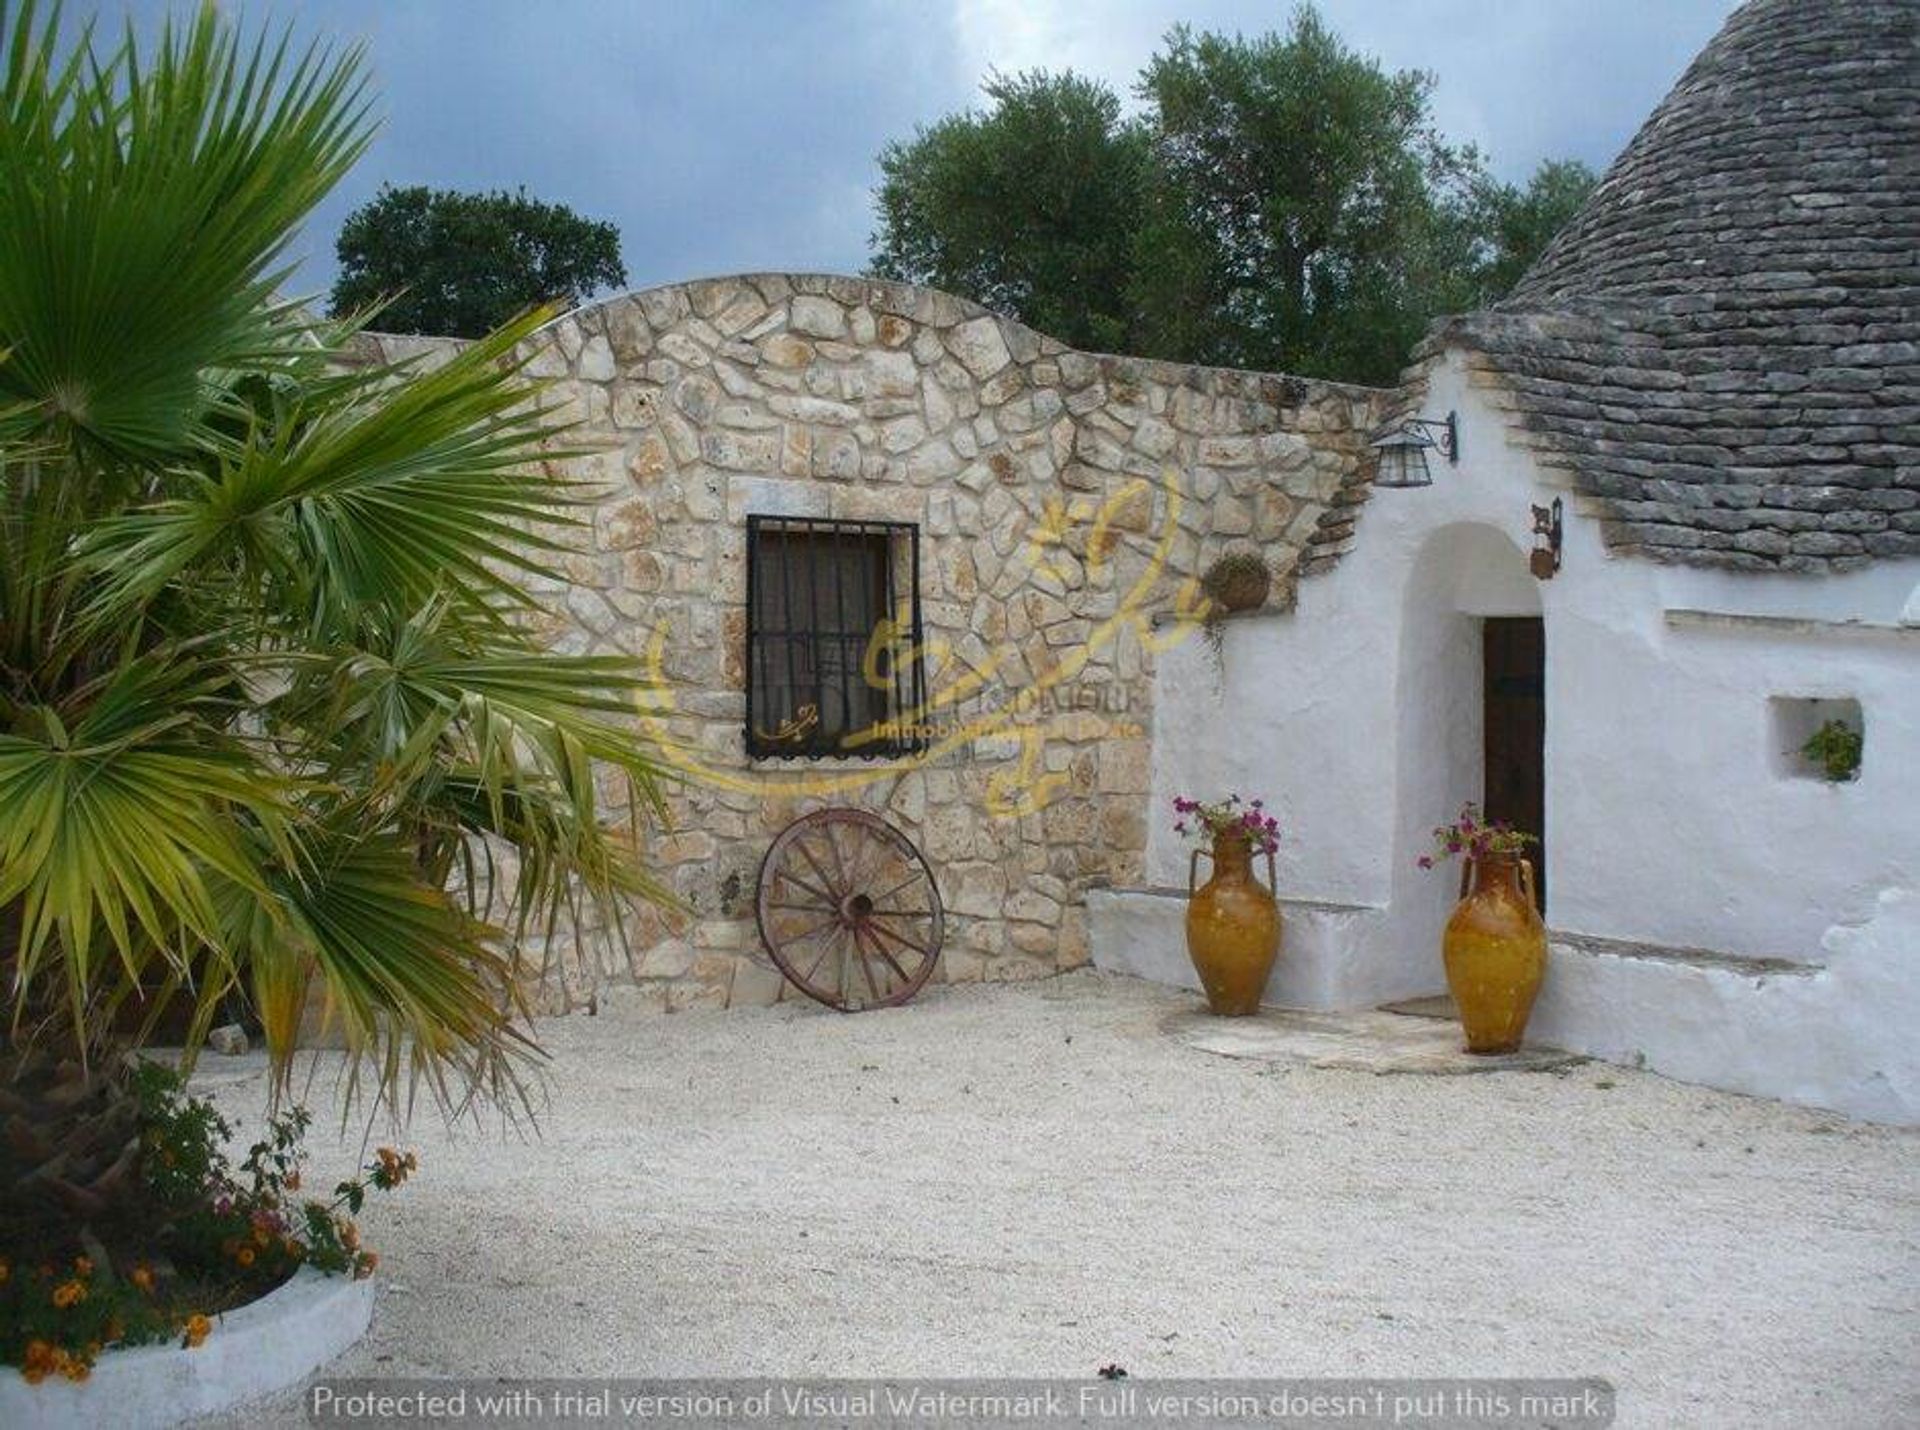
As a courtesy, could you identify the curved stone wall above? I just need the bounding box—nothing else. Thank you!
[365,273,1383,1008]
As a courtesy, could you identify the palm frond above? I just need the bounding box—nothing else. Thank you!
[1,2,674,1127]
[0,652,290,1047]
[78,310,589,628]
[0,1,373,466]
[221,827,543,1119]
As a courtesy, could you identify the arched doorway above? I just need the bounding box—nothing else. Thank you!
[1381,523,1543,998]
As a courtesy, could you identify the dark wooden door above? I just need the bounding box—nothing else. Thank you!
[1483,617,1545,912]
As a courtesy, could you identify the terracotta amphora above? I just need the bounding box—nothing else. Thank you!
[1442,852,1547,1053]
[1185,831,1281,1016]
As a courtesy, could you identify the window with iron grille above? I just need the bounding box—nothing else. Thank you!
[745,516,928,759]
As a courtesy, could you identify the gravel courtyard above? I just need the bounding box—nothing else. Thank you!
[203,971,1918,1428]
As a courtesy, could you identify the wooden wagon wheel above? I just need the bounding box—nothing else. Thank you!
[755,808,944,1012]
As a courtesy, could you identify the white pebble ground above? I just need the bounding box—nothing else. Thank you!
[202,971,1918,1427]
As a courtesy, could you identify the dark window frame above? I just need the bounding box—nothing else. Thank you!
[744,514,928,760]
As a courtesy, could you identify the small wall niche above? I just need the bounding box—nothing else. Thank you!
[1770,696,1864,782]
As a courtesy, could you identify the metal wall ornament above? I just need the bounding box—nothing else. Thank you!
[1369,410,1459,489]
[1530,498,1564,579]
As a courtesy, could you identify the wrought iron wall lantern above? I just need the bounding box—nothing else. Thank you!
[1369,410,1459,489]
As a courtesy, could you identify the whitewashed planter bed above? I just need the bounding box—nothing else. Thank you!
[0,1266,374,1429]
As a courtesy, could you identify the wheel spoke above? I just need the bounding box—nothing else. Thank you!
[816,824,852,892]
[775,865,838,905]
[868,870,924,907]
[801,924,844,989]
[778,914,839,946]
[860,925,913,982]
[793,836,843,901]
[851,925,883,999]
[866,916,930,959]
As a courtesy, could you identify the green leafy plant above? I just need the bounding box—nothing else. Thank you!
[1198,549,1272,657]
[331,184,627,338]
[0,0,675,1325]
[2,1065,408,1381]
[1799,718,1862,782]
[869,8,1596,384]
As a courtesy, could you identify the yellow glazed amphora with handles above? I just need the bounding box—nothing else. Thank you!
[1442,852,1547,1053]
[1185,830,1281,1016]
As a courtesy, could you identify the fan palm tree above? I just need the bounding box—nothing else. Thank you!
[0,1,669,1241]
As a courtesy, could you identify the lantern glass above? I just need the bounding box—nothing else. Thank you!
[1370,430,1435,488]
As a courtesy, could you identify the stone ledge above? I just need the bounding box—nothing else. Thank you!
[1147,605,1295,630]
[1550,929,1820,978]
[1665,608,1920,640]
[1104,883,1376,917]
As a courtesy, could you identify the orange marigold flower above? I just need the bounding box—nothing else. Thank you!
[21,1340,57,1384]
[253,1226,271,1247]
[73,1255,93,1276]
[340,1221,359,1251]
[130,1264,156,1294]
[235,1246,256,1268]
[52,1279,87,1308]
[353,1251,379,1280]
[182,1313,212,1349]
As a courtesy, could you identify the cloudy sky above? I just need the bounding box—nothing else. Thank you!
[117,1,1739,302]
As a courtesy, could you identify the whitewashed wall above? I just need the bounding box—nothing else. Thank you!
[1126,345,1920,1121]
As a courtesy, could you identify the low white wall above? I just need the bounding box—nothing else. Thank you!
[1088,887,1383,1009]
[1533,890,1920,1124]
[0,1267,374,1430]
[1133,345,1920,1119]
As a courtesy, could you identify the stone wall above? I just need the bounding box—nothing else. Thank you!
[365,274,1383,1010]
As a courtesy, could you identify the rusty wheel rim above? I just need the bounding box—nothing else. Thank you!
[755,808,944,1012]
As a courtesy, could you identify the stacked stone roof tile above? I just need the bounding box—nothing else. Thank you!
[1426,0,1920,572]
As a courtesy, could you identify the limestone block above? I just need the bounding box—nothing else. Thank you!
[726,474,829,521]
[947,316,1013,379]
[597,498,658,551]
[949,863,1008,918]
[905,440,962,484]
[769,393,859,424]
[598,298,648,356]
[673,374,720,423]
[863,349,919,397]
[578,335,616,381]
[658,333,709,368]
[760,333,813,368]
[782,297,843,343]
[1095,739,1151,794]
[712,359,758,398]
[702,430,781,471]
[881,414,928,453]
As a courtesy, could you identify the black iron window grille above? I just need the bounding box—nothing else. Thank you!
[745,515,928,759]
